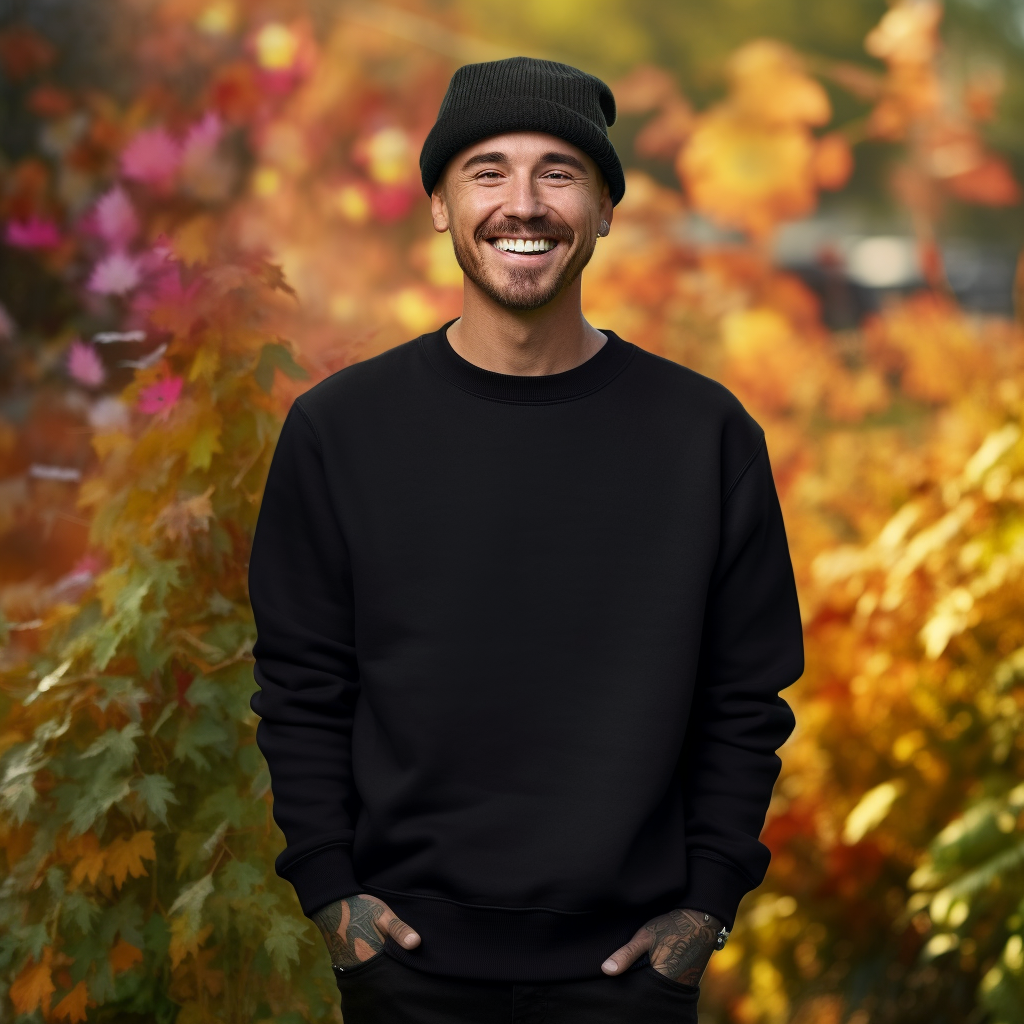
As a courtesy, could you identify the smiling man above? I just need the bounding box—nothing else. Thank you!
[249,57,803,1023]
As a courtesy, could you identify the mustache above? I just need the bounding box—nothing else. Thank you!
[475,218,575,244]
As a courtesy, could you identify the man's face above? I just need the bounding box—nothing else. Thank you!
[431,132,612,312]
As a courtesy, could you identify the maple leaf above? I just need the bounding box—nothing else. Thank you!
[104,830,156,889]
[137,376,183,419]
[9,948,55,1016]
[88,250,143,295]
[69,832,107,886]
[67,340,106,388]
[5,216,61,248]
[92,184,140,247]
[52,980,94,1023]
[108,938,144,975]
[170,918,214,970]
[154,487,216,540]
[120,126,181,187]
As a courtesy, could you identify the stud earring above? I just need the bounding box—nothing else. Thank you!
[597,220,610,238]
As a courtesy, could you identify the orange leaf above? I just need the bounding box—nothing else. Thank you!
[813,133,854,191]
[104,831,156,889]
[52,981,94,1023]
[109,938,144,975]
[69,832,106,887]
[10,949,55,1017]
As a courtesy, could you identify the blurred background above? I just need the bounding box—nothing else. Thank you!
[1,1,1024,1022]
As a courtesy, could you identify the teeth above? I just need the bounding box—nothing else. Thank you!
[492,238,555,253]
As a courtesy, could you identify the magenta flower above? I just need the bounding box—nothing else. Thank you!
[138,376,183,419]
[88,250,143,295]
[5,216,61,248]
[121,127,181,188]
[92,185,139,247]
[67,339,106,387]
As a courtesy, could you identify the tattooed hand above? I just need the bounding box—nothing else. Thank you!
[601,908,722,986]
[312,893,421,969]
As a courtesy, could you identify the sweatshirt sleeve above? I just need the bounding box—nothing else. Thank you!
[249,401,362,917]
[678,434,802,930]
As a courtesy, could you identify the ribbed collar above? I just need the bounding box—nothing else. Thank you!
[420,319,636,405]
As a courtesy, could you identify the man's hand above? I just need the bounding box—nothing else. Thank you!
[312,893,421,968]
[601,908,722,986]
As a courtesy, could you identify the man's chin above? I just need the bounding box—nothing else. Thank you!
[467,268,564,312]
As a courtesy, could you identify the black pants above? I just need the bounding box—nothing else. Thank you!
[333,941,700,1024]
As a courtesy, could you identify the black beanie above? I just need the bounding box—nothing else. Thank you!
[419,56,626,206]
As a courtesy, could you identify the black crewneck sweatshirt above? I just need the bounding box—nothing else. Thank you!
[249,323,802,983]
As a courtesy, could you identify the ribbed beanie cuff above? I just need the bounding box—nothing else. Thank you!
[420,57,625,205]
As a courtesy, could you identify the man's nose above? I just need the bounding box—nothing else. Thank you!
[500,170,546,222]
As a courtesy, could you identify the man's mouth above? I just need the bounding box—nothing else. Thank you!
[488,237,558,254]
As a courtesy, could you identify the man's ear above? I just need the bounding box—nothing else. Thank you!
[598,178,613,234]
[431,190,449,233]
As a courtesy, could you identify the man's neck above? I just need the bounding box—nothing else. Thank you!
[446,277,606,376]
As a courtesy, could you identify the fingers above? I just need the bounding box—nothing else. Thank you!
[601,925,652,975]
[377,905,422,949]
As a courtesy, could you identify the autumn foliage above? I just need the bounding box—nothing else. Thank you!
[0,2,1022,1023]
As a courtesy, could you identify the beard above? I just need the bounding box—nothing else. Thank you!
[449,215,597,312]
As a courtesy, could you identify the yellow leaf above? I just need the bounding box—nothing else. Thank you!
[104,830,156,889]
[189,346,220,383]
[95,566,128,616]
[10,949,54,1016]
[109,938,144,975]
[173,215,212,266]
[170,919,213,969]
[187,423,223,471]
[91,429,131,460]
[53,980,94,1023]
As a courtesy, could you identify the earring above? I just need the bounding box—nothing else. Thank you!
[597,220,610,238]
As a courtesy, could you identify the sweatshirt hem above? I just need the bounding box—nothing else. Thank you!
[363,886,668,982]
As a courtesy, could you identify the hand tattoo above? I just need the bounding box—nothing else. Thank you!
[312,894,385,968]
[646,908,722,986]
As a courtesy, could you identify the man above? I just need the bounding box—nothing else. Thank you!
[249,56,802,1023]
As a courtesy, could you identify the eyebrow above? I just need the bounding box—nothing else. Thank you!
[460,150,589,174]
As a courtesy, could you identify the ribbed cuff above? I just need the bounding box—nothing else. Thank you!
[678,854,756,931]
[277,842,360,918]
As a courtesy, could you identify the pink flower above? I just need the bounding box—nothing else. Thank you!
[121,127,181,188]
[67,339,105,387]
[88,250,142,294]
[138,376,183,419]
[5,216,61,248]
[182,111,223,157]
[92,185,139,247]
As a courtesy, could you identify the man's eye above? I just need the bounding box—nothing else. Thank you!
[543,171,571,180]
[477,171,502,180]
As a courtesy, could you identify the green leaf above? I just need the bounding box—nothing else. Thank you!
[219,860,264,901]
[132,773,179,824]
[263,914,309,977]
[67,768,131,835]
[61,890,100,936]
[254,343,309,393]
[173,713,232,769]
[45,865,66,899]
[80,722,143,771]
